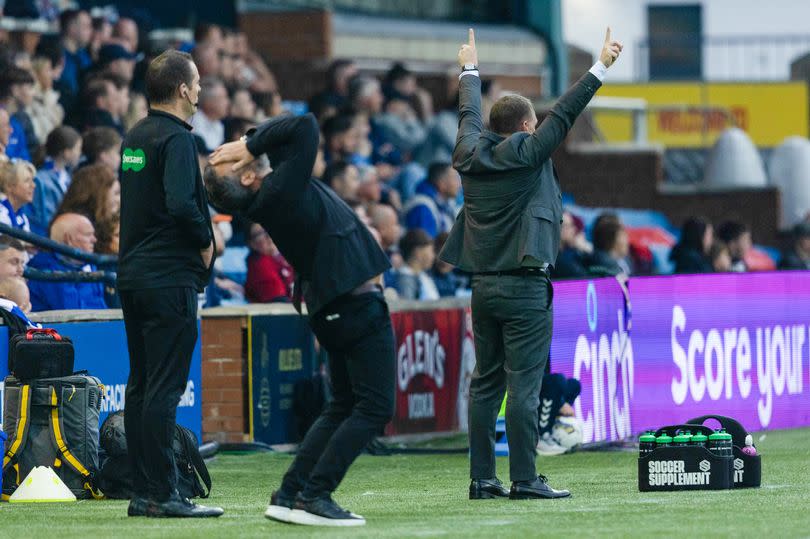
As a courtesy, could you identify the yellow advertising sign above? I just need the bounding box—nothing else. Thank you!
[594,82,808,148]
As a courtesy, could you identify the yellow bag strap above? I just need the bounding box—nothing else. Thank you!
[49,387,91,478]
[48,387,104,499]
[2,384,31,471]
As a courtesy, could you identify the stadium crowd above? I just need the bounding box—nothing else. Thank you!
[0,7,808,313]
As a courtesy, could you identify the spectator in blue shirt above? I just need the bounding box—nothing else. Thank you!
[403,162,460,238]
[30,126,82,236]
[28,212,107,311]
[0,159,36,232]
[56,9,93,118]
[0,68,34,162]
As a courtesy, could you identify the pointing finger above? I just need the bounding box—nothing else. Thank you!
[605,26,611,44]
[469,28,476,47]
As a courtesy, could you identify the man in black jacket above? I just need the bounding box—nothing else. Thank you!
[205,113,393,527]
[118,49,222,518]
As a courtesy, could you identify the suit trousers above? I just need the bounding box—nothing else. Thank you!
[468,273,553,482]
[121,287,198,501]
[280,290,395,498]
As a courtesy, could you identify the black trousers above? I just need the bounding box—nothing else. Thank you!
[280,291,395,498]
[468,274,553,482]
[121,287,198,501]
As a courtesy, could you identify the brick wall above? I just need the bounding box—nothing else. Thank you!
[201,317,248,443]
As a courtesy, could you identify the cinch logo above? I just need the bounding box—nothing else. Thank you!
[122,148,146,171]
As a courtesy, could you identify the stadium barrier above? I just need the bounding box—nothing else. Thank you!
[1,271,809,446]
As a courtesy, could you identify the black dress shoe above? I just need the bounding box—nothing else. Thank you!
[509,475,571,500]
[127,496,149,517]
[146,492,224,518]
[469,477,510,499]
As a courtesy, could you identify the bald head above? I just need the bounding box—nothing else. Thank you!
[0,277,31,313]
[113,18,139,52]
[370,204,401,250]
[51,213,97,253]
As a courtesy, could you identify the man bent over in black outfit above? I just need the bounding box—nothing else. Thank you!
[204,113,394,527]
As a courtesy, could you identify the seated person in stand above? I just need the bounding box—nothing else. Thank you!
[27,212,107,311]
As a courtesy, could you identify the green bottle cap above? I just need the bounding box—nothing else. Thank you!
[691,433,708,443]
[639,432,657,443]
[656,434,672,444]
[718,430,733,441]
[673,433,691,444]
[708,431,724,441]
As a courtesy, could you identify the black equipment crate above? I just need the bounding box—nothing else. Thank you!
[639,415,762,491]
[638,424,733,492]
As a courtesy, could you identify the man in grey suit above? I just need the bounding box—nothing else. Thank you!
[440,28,622,500]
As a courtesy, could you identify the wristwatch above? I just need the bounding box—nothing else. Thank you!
[462,63,478,72]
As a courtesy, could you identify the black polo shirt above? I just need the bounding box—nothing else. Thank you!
[118,109,213,292]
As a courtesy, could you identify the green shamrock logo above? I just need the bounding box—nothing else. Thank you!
[122,148,146,172]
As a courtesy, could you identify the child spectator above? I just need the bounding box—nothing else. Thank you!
[670,216,713,274]
[717,221,751,272]
[395,228,439,300]
[81,126,122,172]
[0,159,36,232]
[245,223,294,303]
[31,125,82,235]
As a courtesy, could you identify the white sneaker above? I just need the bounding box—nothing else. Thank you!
[537,433,567,456]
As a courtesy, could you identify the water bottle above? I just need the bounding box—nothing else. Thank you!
[639,432,657,456]
[718,429,733,457]
[673,431,691,447]
[708,430,723,455]
[742,434,757,456]
[655,433,673,448]
[690,431,708,448]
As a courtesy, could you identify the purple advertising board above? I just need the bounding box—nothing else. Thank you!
[550,271,810,443]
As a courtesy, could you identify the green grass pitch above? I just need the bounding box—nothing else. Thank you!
[1,428,808,538]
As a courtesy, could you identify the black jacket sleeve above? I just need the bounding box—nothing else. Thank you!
[163,132,212,249]
[452,74,484,174]
[246,113,320,199]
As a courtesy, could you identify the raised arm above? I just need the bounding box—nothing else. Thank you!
[209,113,320,197]
[452,29,484,172]
[517,27,623,169]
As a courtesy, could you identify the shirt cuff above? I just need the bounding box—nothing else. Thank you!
[459,70,480,80]
[588,61,608,82]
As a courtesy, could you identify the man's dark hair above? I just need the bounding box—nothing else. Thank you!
[82,127,122,162]
[327,59,354,90]
[717,221,748,243]
[82,77,112,108]
[427,162,452,187]
[101,72,128,91]
[204,166,257,213]
[34,37,64,68]
[45,126,82,157]
[322,161,351,189]
[0,235,25,252]
[59,9,85,37]
[145,49,194,105]
[400,228,432,261]
[592,219,624,252]
[322,114,354,144]
[489,94,535,135]
[3,66,35,87]
[678,216,711,253]
[194,23,221,44]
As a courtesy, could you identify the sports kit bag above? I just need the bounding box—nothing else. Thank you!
[96,411,212,499]
[9,328,75,381]
[2,373,103,499]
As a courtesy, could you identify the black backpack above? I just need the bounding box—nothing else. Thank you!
[96,411,211,499]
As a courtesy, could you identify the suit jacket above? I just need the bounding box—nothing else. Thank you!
[439,73,602,272]
[244,114,390,315]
